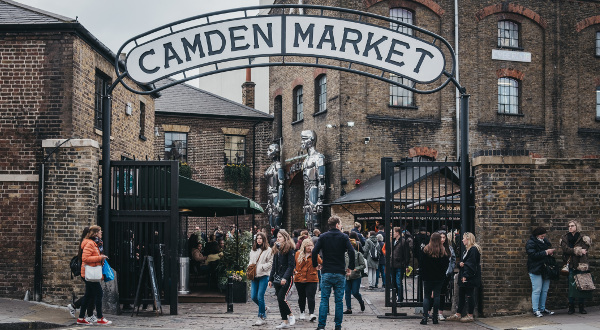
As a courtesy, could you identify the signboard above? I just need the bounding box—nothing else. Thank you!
[491,49,531,63]
[115,5,457,95]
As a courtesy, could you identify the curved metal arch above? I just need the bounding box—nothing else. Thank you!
[114,4,462,95]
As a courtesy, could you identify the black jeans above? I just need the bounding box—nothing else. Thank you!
[423,280,444,318]
[295,282,317,314]
[78,280,103,319]
[457,286,475,316]
[274,278,294,320]
[73,296,95,317]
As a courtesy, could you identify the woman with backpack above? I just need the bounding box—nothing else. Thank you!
[343,240,366,314]
[76,225,112,325]
[67,227,96,321]
[364,231,380,289]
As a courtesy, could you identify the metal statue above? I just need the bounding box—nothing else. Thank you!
[301,130,325,231]
[265,143,284,228]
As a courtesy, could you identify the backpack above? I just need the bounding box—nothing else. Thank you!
[70,255,81,279]
[369,241,379,261]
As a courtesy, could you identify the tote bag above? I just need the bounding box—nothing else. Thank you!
[85,265,103,282]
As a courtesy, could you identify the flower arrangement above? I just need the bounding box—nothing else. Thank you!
[223,163,251,190]
[217,230,253,286]
[226,270,247,282]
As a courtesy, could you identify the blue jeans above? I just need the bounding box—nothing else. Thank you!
[251,275,269,318]
[345,278,363,310]
[376,264,385,287]
[529,273,550,312]
[393,267,404,301]
[318,273,346,328]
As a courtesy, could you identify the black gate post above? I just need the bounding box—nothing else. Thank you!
[101,92,112,252]
[459,93,470,235]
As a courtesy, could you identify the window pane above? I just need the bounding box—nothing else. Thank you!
[316,75,327,113]
[498,20,519,48]
[294,86,303,121]
[498,78,519,114]
[164,132,188,162]
[94,74,109,130]
[224,135,245,164]
[596,87,600,118]
[596,32,600,56]
[390,8,413,35]
[390,75,415,107]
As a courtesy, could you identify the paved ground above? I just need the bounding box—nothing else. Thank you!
[1,279,599,329]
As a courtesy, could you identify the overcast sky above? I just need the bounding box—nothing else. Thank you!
[13,0,261,54]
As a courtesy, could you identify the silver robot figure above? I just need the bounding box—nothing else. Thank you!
[301,130,325,232]
[265,143,284,228]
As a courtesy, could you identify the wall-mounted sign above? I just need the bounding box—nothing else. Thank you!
[491,49,531,63]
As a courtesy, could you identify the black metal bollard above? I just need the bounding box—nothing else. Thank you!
[391,287,397,314]
[226,275,234,313]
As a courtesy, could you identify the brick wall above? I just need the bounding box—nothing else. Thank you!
[474,156,600,315]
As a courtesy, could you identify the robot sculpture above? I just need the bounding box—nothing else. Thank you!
[301,130,325,232]
[265,143,284,228]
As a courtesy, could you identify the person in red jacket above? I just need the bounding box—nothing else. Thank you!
[294,238,322,322]
[76,225,112,326]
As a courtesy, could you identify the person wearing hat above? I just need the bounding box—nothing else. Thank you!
[526,227,556,317]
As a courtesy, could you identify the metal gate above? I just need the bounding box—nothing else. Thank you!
[107,160,179,315]
[382,159,474,310]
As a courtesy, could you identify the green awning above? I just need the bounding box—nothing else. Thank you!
[178,175,263,217]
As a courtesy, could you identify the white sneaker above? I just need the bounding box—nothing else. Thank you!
[438,314,445,321]
[265,306,270,317]
[299,312,305,320]
[67,304,76,318]
[275,322,290,329]
[288,314,296,325]
[309,314,317,322]
[534,310,543,318]
[254,318,265,326]
[85,315,97,323]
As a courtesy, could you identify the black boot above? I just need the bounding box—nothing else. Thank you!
[579,304,587,314]
[432,315,439,324]
[420,316,428,325]
[359,299,365,312]
[568,304,575,314]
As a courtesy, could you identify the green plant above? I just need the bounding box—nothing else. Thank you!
[223,163,251,190]
[216,230,253,285]
[179,162,193,179]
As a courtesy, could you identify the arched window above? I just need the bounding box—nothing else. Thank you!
[293,86,304,122]
[389,8,415,107]
[315,74,327,114]
[596,86,600,119]
[498,77,520,114]
[498,20,520,48]
[274,95,283,139]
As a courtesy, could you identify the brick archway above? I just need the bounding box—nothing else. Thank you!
[364,0,444,17]
[476,2,548,29]
[496,68,524,81]
[576,15,600,33]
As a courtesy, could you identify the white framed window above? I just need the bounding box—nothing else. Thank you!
[164,132,188,162]
[315,75,327,113]
[498,77,520,114]
[596,86,600,119]
[224,135,245,165]
[389,8,414,107]
[596,31,600,56]
[293,86,303,122]
[498,20,520,48]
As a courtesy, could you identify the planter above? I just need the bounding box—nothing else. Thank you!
[227,281,248,303]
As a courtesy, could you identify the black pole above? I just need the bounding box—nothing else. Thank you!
[383,160,393,307]
[226,275,234,313]
[459,93,470,236]
[33,162,45,302]
[102,92,112,253]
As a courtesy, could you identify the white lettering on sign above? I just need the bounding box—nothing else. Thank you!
[126,15,446,85]
[491,49,531,63]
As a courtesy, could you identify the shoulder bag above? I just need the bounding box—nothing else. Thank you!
[85,264,103,282]
[543,257,560,280]
[247,250,263,281]
[561,257,571,276]
[574,272,596,291]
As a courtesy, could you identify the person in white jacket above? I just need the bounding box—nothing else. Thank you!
[249,232,273,326]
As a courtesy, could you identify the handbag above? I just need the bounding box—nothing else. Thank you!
[272,274,282,286]
[247,250,263,281]
[543,257,560,280]
[574,273,596,291]
[561,257,571,276]
[84,264,103,282]
[102,261,114,282]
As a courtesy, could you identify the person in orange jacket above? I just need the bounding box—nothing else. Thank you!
[294,238,322,322]
[76,225,112,326]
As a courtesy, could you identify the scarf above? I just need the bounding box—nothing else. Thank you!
[567,232,579,248]
[93,236,104,254]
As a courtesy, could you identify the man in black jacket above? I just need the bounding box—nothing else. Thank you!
[313,216,355,330]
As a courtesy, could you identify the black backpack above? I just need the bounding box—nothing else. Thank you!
[70,255,81,279]
[369,242,379,261]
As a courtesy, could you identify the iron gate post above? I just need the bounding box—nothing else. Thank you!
[459,94,471,235]
[101,93,111,252]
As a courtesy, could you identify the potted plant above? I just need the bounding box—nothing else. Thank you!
[216,231,253,302]
[223,163,251,191]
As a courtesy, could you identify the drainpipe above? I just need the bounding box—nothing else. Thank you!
[454,0,461,160]
[34,138,72,302]
[252,121,260,230]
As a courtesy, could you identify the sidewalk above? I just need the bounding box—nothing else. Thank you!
[1,286,598,329]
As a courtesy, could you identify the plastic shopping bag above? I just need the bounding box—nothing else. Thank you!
[102,260,115,282]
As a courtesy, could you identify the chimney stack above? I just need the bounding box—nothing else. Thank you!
[242,67,256,108]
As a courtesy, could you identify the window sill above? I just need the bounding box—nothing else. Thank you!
[313,110,327,117]
[291,119,304,125]
[94,128,114,140]
[388,105,418,110]
[497,46,524,51]
[139,134,147,141]
[596,117,600,122]
[497,112,524,117]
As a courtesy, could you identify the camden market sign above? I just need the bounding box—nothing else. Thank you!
[116,4,457,95]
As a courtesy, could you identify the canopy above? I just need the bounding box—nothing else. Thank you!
[178,175,263,217]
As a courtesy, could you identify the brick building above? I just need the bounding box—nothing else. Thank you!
[268,0,600,228]
[153,78,273,233]
[0,0,158,301]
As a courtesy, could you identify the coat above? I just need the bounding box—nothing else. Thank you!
[345,251,366,280]
[526,235,553,275]
[294,251,322,283]
[80,238,104,279]
[270,249,296,282]
[560,232,592,272]
[364,236,380,269]
[420,252,450,282]
[458,246,481,288]
[248,247,273,278]
[391,236,412,269]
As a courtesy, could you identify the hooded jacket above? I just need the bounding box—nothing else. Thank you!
[526,235,553,275]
